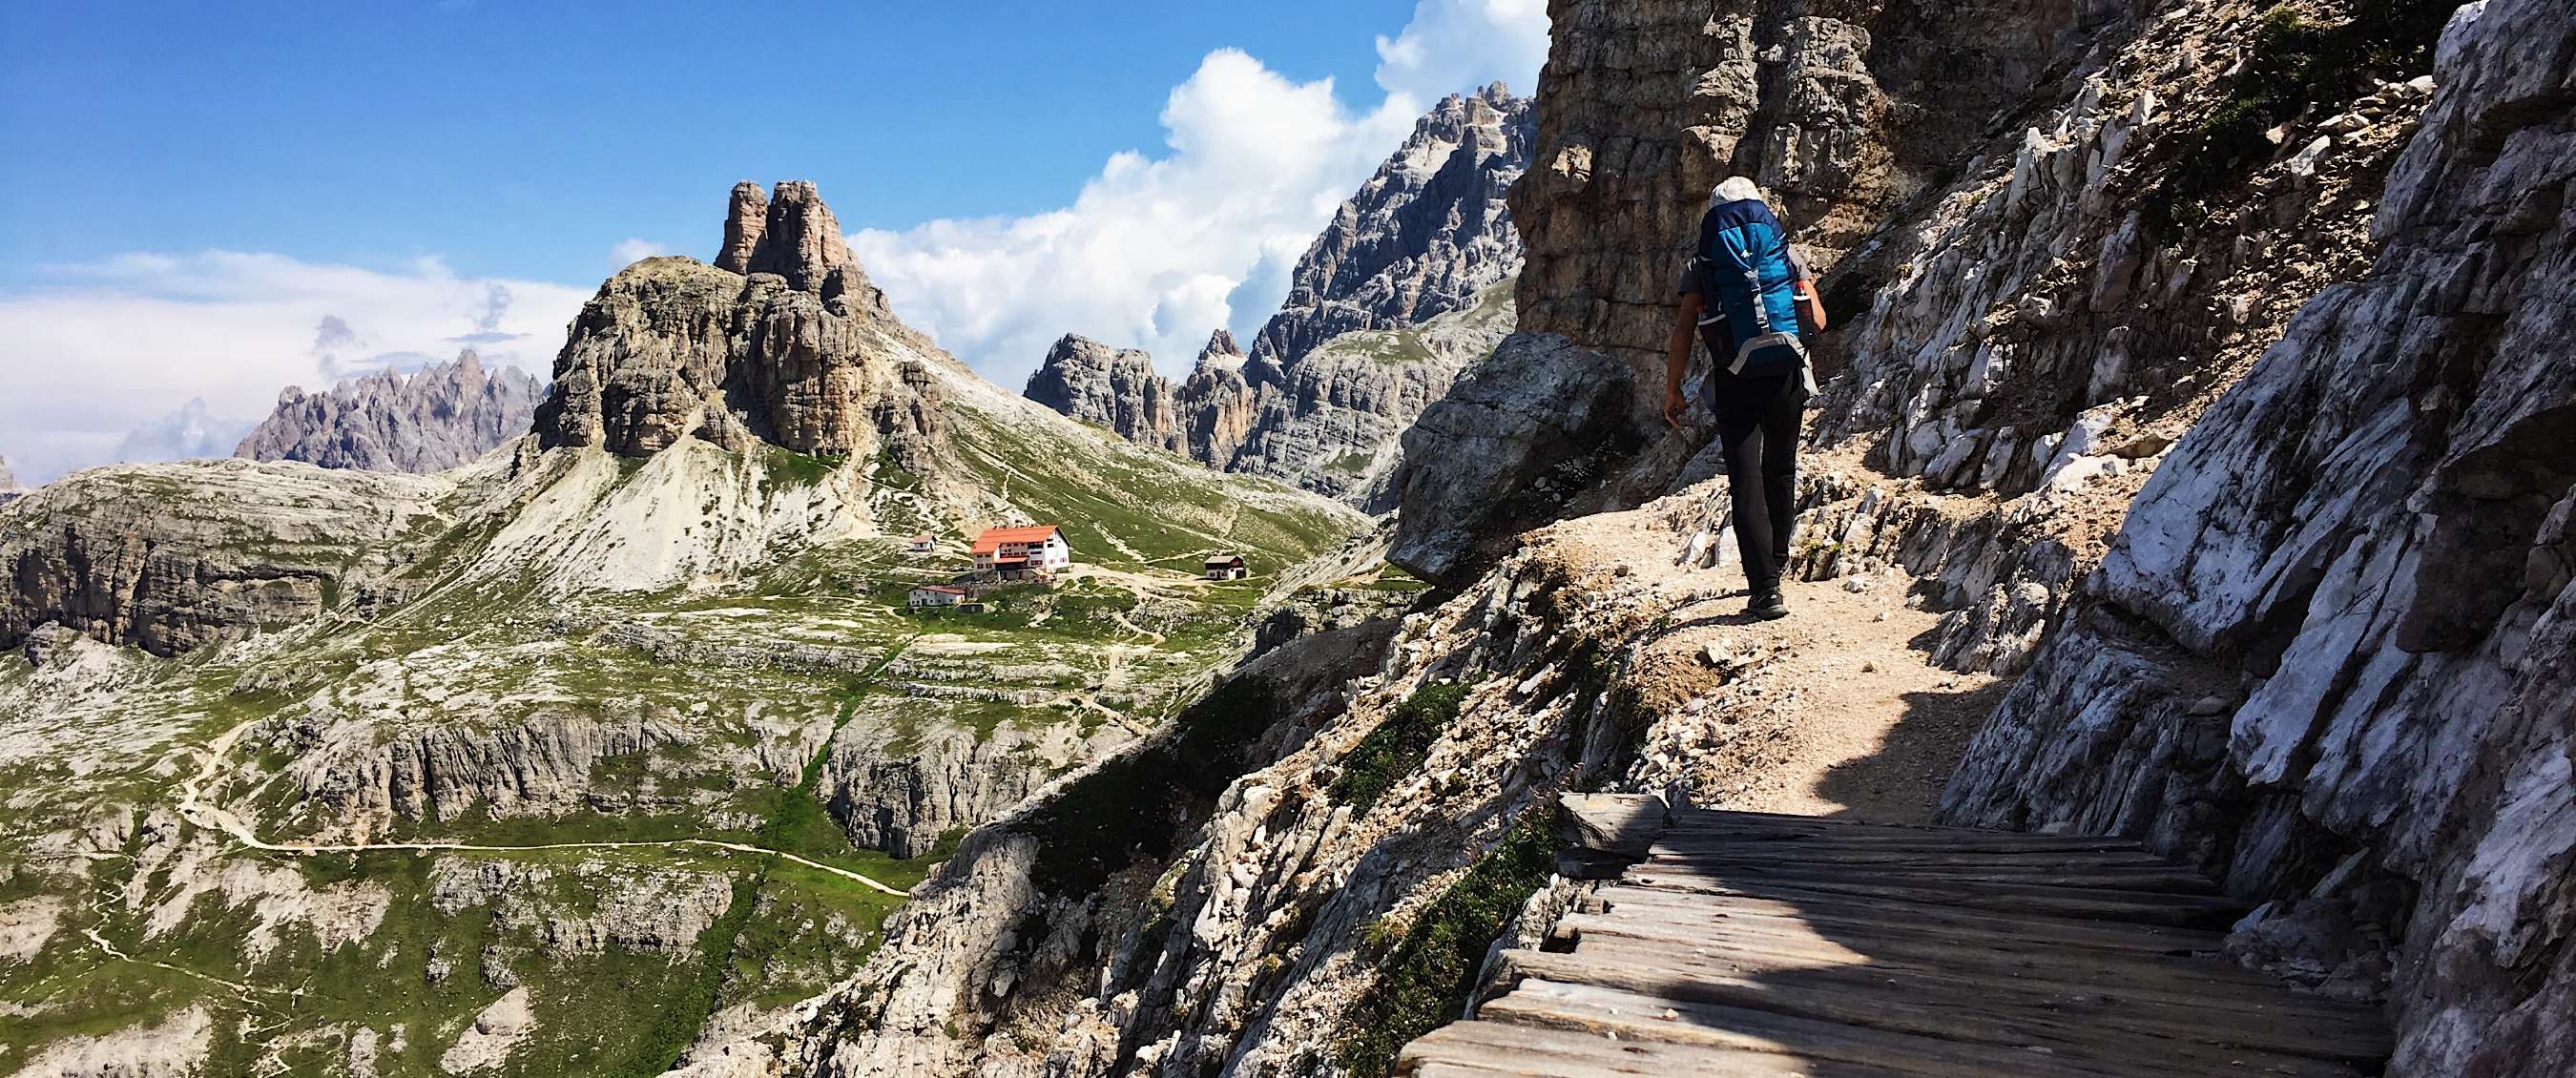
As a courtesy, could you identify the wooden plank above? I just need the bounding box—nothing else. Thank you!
[1532,937,2388,1062]
[1639,854,2223,894]
[1401,1017,1918,1077]
[1645,840,2183,870]
[1591,883,2230,955]
[1621,867,2249,927]
[1481,978,2305,1078]
[1660,827,2151,854]
[1680,808,2102,839]
[1501,949,2387,1071]
[1558,922,2387,1033]
[1555,910,2332,1007]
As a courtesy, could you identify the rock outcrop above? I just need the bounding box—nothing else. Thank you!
[1021,336,1184,453]
[1230,280,1516,507]
[1944,4,2576,1073]
[1388,333,1639,583]
[0,453,24,505]
[1176,331,1257,466]
[821,720,1126,860]
[233,350,543,473]
[0,459,444,655]
[536,180,934,468]
[1249,84,1531,370]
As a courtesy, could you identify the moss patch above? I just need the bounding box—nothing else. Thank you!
[1328,683,1468,815]
[2152,0,2448,228]
[1337,809,1561,1077]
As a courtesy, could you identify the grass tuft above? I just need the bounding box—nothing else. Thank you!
[1337,809,1561,1077]
[1328,683,1469,815]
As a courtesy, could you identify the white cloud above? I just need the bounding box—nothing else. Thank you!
[1374,0,1552,105]
[0,253,589,484]
[111,397,256,466]
[851,6,1551,386]
[610,238,672,271]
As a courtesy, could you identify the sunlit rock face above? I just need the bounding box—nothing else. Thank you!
[535,181,942,470]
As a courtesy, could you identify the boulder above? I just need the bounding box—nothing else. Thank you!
[1389,334,1638,584]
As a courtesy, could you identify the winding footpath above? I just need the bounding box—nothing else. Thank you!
[174,718,912,898]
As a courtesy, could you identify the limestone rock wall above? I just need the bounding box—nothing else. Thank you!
[0,459,444,656]
[1943,5,2576,1073]
[1249,85,1532,371]
[1509,0,2143,425]
[1022,336,1185,453]
[234,350,543,474]
[821,720,1128,860]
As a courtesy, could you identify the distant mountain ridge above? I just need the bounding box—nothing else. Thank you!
[234,351,543,473]
[1022,84,1531,505]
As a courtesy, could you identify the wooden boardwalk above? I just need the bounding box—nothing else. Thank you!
[1397,799,2392,1077]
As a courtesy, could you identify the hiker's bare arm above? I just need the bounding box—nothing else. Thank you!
[1665,293,1701,426]
[1795,280,1827,334]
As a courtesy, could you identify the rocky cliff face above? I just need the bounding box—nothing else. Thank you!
[233,350,543,473]
[1506,0,2128,423]
[1944,4,2576,1072]
[1021,89,1531,503]
[0,459,444,656]
[1021,336,1184,453]
[1178,331,1258,466]
[1249,85,1532,371]
[536,180,938,471]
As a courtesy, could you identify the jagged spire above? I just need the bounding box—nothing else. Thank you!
[714,180,860,296]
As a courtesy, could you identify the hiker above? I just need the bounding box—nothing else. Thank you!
[1663,176,1828,621]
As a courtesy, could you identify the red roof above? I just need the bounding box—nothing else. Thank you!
[971,526,1061,555]
[916,585,966,595]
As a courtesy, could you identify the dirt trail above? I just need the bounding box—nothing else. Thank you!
[1537,500,2006,825]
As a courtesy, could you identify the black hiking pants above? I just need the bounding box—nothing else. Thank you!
[1705,368,1806,594]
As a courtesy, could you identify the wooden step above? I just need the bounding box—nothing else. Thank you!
[1553,911,2362,1010]
[1560,929,2387,1043]
[1589,882,2232,955]
[1501,949,2385,1071]
[1621,866,2250,927]
[1399,1016,1917,1077]
[1638,852,2225,894]
[1479,978,2300,1078]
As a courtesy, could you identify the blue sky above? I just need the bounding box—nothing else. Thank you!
[0,1,1549,482]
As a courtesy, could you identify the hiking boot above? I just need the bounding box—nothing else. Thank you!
[1747,589,1790,621]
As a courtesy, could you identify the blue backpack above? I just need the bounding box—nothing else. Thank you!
[1694,197,1807,377]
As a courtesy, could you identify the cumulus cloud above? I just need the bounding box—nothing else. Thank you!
[0,253,589,483]
[1374,0,1552,105]
[852,6,1550,385]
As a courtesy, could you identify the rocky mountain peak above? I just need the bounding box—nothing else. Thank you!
[0,453,23,504]
[1022,335,1183,453]
[234,350,544,474]
[1194,329,1245,374]
[538,180,936,464]
[1249,84,1531,369]
[1021,91,1529,503]
[715,178,872,302]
